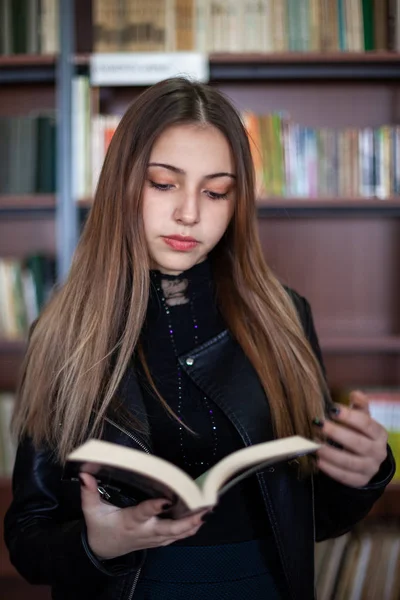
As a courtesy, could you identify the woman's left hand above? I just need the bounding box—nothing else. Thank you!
[315,390,388,488]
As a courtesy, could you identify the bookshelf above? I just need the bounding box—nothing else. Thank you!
[0,0,400,597]
[0,195,56,213]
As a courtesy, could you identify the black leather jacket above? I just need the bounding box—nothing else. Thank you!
[4,291,395,600]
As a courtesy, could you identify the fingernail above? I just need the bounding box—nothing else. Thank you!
[312,417,324,428]
[79,475,86,487]
[329,406,341,416]
[327,438,344,449]
[162,503,172,511]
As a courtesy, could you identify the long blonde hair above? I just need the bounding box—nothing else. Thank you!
[13,77,327,469]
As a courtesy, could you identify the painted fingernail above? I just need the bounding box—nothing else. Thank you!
[329,406,341,416]
[327,438,344,449]
[312,417,324,428]
[162,503,172,511]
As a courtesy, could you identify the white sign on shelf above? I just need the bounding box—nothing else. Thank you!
[90,52,209,86]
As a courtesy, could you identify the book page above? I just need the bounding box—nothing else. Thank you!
[201,436,320,505]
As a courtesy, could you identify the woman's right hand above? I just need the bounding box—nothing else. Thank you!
[80,473,208,560]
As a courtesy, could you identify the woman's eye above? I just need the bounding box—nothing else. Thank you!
[149,180,174,191]
[206,190,228,200]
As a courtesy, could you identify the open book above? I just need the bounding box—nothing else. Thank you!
[65,436,320,518]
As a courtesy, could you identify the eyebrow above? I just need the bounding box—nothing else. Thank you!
[148,162,236,180]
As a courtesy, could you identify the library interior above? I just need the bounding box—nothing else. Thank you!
[0,1,399,599]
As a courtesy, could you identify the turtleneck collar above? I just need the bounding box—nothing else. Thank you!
[149,259,213,308]
[144,257,224,356]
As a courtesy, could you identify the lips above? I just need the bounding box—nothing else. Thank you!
[162,235,199,251]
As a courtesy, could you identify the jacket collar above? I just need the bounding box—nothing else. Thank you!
[178,329,275,447]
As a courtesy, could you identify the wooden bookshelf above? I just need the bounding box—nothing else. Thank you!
[0,195,56,212]
[258,198,400,217]
[209,51,400,63]
[0,340,26,353]
[0,341,25,391]
[0,4,399,597]
[321,336,400,354]
[0,55,57,84]
[0,478,14,578]
[75,51,400,82]
[0,55,56,66]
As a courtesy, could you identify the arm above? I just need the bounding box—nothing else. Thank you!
[3,437,144,591]
[4,436,207,591]
[291,291,396,541]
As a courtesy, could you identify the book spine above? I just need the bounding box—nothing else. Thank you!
[309,0,321,51]
[362,0,374,50]
[373,0,388,50]
[259,0,273,52]
[175,0,195,51]
[327,0,339,51]
[271,0,287,51]
[195,0,210,51]
[397,0,400,51]
[320,0,330,51]
[388,0,398,49]
[27,0,40,54]
[0,394,16,476]
[395,126,400,195]
[337,0,347,50]
[354,0,365,51]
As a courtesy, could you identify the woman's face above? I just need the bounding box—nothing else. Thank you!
[142,123,236,275]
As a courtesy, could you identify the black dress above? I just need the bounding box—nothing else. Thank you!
[134,260,284,599]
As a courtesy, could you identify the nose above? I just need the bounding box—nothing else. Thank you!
[173,191,200,225]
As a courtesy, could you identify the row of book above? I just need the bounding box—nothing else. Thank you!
[93,0,400,54]
[0,393,14,476]
[0,0,59,55]
[0,255,56,340]
[85,106,400,200]
[244,113,400,199]
[2,95,399,202]
[0,115,56,195]
[315,523,400,599]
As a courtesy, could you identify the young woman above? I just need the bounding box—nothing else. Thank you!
[4,77,394,600]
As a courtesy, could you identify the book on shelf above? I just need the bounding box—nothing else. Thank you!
[243,112,400,200]
[0,254,56,340]
[0,113,56,195]
[65,435,319,518]
[0,392,15,477]
[315,524,400,599]
[76,89,400,203]
[0,0,59,55]
[92,0,400,54]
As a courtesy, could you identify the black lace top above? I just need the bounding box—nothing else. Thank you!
[137,259,272,545]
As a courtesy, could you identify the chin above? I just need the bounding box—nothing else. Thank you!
[153,254,202,275]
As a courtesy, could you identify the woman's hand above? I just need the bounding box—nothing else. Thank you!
[315,391,388,488]
[80,473,209,560]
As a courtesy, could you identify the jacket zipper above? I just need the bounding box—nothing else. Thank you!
[104,416,150,599]
[104,416,151,454]
[127,569,141,600]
